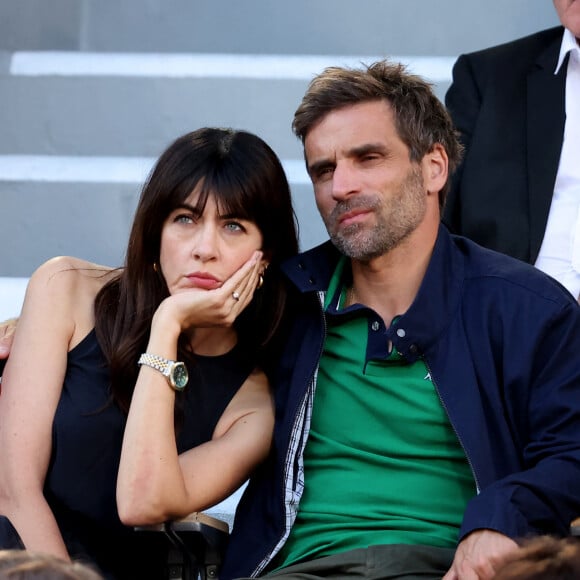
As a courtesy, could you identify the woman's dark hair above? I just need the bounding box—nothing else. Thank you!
[94,128,299,412]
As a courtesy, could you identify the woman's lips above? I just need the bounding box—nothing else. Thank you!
[186,273,221,290]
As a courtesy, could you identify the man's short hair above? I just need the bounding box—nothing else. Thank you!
[292,60,463,206]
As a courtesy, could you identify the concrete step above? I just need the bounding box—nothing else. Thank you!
[0,155,325,278]
[0,52,455,157]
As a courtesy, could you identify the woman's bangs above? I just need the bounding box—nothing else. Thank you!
[208,174,256,221]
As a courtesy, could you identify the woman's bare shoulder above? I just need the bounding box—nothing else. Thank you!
[30,256,119,293]
[23,257,121,343]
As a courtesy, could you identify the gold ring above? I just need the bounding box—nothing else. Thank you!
[232,291,240,301]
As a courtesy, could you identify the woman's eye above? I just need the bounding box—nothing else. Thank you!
[174,214,194,224]
[224,221,245,233]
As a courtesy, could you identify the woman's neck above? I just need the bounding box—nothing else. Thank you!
[187,326,238,356]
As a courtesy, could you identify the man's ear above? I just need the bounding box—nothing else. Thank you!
[421,143,448,196]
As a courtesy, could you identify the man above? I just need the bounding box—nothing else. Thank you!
[221,61,580,579]
[443,0,580,301]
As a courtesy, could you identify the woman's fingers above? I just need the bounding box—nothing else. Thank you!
[222,251,263,304]
[158,251,264,330]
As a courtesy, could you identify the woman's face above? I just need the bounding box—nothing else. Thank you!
[159,188,264,295]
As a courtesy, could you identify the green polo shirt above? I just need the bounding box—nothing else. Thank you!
[275,257,475,569]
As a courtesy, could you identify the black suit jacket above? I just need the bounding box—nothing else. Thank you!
[443,26,567,264]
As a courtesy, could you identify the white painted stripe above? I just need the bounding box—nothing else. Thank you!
[206,481,246,521]
[10,52,455,83]
[0,156,153,184]
[0,278,28,320]
[0,155,311,185]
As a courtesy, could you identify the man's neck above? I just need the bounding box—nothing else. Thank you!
[350,227,437,326]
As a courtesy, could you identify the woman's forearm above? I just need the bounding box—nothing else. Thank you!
[2,494,69,559]
[117,316,186,525]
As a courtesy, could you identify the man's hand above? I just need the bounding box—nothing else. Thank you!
[443,529,519,580]
[0,317,18,360]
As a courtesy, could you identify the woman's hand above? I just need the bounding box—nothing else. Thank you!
[153,251,265,333]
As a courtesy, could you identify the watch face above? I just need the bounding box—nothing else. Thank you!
[171,362,189,390]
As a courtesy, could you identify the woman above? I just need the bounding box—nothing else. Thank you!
[0,128,299,578]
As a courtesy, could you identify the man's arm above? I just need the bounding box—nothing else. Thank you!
[469,301,580,535]
[448,299,580,578]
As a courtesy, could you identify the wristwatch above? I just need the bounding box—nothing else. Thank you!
[138,353,189,391]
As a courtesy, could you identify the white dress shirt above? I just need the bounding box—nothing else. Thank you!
[535,28,580,299]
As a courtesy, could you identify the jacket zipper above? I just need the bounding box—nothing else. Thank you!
[425,358,481,494]
[251,291,327,577]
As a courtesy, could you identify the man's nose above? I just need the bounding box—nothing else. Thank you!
[331,162,360,201]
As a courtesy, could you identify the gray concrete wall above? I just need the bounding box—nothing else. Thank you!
[0,0,561,277]
[0,1,559,54]
[0,0,84,51]
[83,0,557,55]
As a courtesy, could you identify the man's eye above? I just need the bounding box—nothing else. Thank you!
[315,167,334,181]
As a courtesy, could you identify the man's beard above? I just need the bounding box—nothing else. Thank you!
[322,166,427,262]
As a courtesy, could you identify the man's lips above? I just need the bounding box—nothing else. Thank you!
[185,273,221,290]
[338,208,372,227]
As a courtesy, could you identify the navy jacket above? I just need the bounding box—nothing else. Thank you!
[222,226,580,578]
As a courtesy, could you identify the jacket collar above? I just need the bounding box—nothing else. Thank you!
[281,224,464,362]
[526,26,567,262]
[555,27,579,74]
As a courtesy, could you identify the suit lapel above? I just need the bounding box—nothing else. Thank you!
[526,31,567,262]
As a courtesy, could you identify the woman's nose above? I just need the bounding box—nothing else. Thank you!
[191,225,218,261]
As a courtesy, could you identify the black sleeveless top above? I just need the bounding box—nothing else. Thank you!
[44,329,255,579]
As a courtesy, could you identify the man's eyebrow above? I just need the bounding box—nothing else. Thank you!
[308,142,388,174]
[350,143,388,157]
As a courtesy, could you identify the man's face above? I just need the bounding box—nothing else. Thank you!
[554,0,580,38]
[304,100,427,262]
